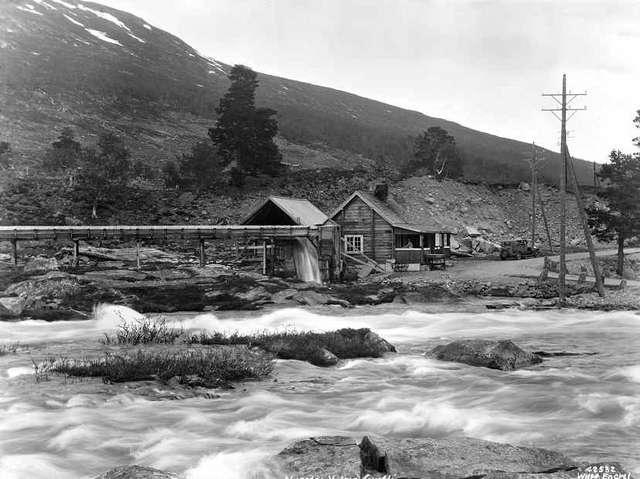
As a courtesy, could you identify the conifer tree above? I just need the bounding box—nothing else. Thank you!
[209,65,282,180]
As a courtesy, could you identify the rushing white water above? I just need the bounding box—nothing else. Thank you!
[1,306,639,479]
[291,238,322,283]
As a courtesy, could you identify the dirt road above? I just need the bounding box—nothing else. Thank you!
[392,248,640,285]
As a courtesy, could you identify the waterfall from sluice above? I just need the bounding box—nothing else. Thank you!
[292,238,322,283]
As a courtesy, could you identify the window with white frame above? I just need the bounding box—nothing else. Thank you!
[344,234,364,253]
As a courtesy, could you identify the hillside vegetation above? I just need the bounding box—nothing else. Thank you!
[0,0,594,185]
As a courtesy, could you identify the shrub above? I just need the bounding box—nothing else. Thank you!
[101,316,184,345]
[0,342,23,356]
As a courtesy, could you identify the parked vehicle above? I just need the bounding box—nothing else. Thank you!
[499,239,539,260]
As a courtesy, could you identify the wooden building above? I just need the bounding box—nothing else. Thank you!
[241,196,340,281]
[328,183,452,271]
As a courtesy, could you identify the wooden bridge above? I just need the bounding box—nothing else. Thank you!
[0,224,323,242]
[0,224,341,280]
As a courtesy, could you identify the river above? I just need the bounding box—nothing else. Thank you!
[1,306,639,478]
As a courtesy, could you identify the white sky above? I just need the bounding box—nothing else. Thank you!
[100,0,640,163]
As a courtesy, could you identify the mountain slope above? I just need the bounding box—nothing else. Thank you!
[0,0,593,184]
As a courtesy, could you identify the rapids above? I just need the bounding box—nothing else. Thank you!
[0,306,639,478]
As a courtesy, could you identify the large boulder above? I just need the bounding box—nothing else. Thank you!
[276,435,577,479]
[93,465,177,479]
[258,328,395,367]
[426,339,542,371]
[276,437,360,478]
[325,328,396,357]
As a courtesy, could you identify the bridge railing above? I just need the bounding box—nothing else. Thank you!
[0,225,320,241]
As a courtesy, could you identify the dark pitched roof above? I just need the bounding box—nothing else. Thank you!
[330,190,451,233]
[242,196,328,226]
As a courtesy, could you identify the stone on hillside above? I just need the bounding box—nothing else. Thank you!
[426,339,542,371]
[93,465,177,479]
[0,296,26,317]
[276,435,576,479]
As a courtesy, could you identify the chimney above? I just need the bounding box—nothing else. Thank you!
[370,180,389,202]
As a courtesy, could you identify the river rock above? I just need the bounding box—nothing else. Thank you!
[329,328,396,356]
[271,288,297,304]
[426,339,543,371]
[276,437,360,478]
[93,465,177,479]
[260,338,339,367]
[84,270,150,282]
[313,347,340,367]
[236,285,270,302]
[292,290,332,306]
[23,256,59,274]
[258,328,394,366]
[276,435,577,479]
[0,296,26,317]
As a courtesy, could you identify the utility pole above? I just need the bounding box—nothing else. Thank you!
[530,142,538,248]
[542,74,587,305]
[536,184,553,253]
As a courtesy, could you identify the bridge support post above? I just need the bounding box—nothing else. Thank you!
[73,240,80,267]
[262,240,267,275]
[199,239,206,268]
[11,239,18,266]
[318,224,342,282]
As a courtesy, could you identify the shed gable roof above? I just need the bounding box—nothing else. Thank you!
[242,196,328,226]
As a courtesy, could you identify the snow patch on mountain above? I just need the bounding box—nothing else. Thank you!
[78,4,131,31]
[85,28,122,45]
[49,0,76,9]
[143,23,152,30]
[206,57,227,74]
[128,33,145,43]
[63,13,84,27]
[32,0,57,10]
[17,5,43,15]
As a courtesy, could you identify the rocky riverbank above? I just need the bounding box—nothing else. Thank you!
[1,245,638,320]
[93,433,633,479]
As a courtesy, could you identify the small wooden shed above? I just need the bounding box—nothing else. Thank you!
[329,184,452,271]
[241,196,339,281]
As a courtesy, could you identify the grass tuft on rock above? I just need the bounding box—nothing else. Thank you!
[37,347,273,386]
[101,316,184,345]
